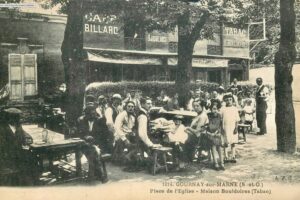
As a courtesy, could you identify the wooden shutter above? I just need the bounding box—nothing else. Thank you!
[8,54,23,100]
[8,53,38,101]
[23,54,37,96]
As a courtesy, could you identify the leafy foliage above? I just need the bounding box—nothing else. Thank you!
[85,81,219,99]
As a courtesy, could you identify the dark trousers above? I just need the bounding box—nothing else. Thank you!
[98,130,114,154]
[83,145,108,183]
[183,134,199,162]
[256,104,267,134]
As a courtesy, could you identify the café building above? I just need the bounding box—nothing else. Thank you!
[83,12,251,86]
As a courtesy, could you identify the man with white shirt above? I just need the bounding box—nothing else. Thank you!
[104,94,122,135]
[255,77,270,135]
[112,101,137,166]
[137,97,161,149]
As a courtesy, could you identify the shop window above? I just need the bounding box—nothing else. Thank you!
[208,70,222,84]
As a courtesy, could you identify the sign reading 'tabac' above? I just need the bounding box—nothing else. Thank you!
[222,26,249,58]
[83,12,124,50]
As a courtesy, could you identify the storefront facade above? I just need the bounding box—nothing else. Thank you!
[83,11,250,86]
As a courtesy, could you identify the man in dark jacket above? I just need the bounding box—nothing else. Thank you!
[255,77,269,135]
[0,108,37,186]
[76,103,108,182]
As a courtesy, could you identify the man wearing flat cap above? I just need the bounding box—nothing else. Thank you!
[0,108,37,185]
[255,77,269,135]
[76,103,108,182]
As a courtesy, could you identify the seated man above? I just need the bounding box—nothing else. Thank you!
[76,104,108,182]
[137,97,161,148]
[136,98,161,163]
[112,101,137,167]
[0,108,37,186]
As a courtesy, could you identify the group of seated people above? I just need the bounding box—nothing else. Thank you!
[0,81,260,185]
[79,83,257,175]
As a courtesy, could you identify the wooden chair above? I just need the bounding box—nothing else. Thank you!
[151,146,172,175]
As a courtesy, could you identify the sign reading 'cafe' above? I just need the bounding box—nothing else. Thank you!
[83,13,124,49]
[83,12,249,59]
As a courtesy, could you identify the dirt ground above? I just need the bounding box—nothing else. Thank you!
[96,66,300,186]
[1,67,300,200]
[99,101,300,185]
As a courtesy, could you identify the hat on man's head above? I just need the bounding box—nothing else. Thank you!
[223,92,234,101]
[112,93,122,100]
[217,86,225,93]
[174,115,184,120]
[98,95,105,100]
[4,108,22,115]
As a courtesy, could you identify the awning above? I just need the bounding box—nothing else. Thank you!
[168,58,228,68]
[87,51,162,65]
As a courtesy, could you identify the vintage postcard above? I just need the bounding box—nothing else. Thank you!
[0,0,300,200]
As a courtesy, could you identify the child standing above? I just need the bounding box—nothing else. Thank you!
[207,101,225,170]
[220,93,240,163]
[243,99,255,130]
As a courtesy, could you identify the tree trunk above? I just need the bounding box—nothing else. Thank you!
[61,0,86,127]
[274,0,296,153]
[176,11,193,108]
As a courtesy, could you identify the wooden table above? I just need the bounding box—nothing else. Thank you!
[23,125,85,177]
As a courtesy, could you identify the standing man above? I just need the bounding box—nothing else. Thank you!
[255,77,269,135]
[105,94,122,134]
[103,93,123,152]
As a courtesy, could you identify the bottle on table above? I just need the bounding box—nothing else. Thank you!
[42,123,48,143]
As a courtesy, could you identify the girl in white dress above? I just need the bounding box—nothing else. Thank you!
[220,93,240,163]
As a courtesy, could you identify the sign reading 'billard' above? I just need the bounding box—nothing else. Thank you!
[83,13,124,49]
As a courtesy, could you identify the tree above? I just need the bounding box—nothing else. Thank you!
[274,0,296,153]
[48,0,249,124]
[88,0,245,107]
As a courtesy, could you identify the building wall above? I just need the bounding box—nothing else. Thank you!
[0,16,66,97]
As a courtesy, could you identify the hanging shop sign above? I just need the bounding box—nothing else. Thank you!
[168,57,228,68]
[83,12,124,49]
[87,51,162,65]
[222,26,249,58]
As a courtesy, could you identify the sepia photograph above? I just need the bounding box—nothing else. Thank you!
[0,0,300,199]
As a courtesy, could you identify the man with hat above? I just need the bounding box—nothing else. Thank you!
[77,103,108,182]
[112,101,137,167]
[104,93,123,151]
[0,108,37,185]
[255,77,269,135]
[105,94,122,133]
[96,95,107,118]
